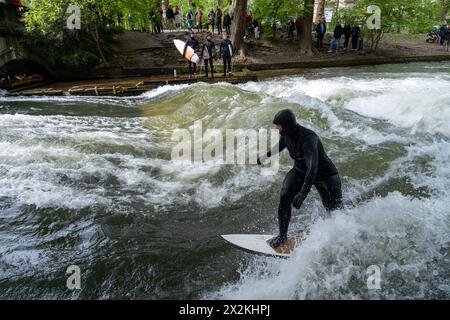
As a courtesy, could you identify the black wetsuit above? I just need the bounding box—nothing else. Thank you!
[201,39,216,77]
[184,37,199,76]
[219,39,233,76]
[267,109,344,247]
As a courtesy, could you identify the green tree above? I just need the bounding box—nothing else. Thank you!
[340,0,438,52]
[22,0,122,67]
[251,0,302,38]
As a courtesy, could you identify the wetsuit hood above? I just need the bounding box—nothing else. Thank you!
[273,109,297,136]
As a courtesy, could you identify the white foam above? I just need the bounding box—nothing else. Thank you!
[208,192,450,299]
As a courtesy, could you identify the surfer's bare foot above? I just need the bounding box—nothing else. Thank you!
[269,235,287,249]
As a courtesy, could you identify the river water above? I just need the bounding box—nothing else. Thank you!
[0,62,449,299]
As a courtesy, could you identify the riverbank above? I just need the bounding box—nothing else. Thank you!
[5,31,450,97]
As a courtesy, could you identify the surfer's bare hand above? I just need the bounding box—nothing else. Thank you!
[292,192,306,209]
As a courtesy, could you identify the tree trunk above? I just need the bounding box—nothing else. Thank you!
[315,0,325,23]
[374,30,384,51]
[90,25,109,67]
[300,0,314,55]
[231,0,248,58]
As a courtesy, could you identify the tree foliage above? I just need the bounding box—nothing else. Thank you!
[339,0,440,51]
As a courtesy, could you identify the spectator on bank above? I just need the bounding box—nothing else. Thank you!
[201,33,216,78]
[343,23,352,50]
[287,20,295,40]
[351,25,360,51]
[174,5,181,29]
[439,24,447,46]
[166,5,175,30]
[245,11,253,38]
[444,24,450,51]
[328,22,343,54]
[224,11,232,35]
[254,20,261,39]
[195,7,203,32]
[220,34,234,77]
[295,16,303,41]
[216,6,223,35]
[207,8,215,33]
[315,16,327,49]
[150,11,158,33]
[186,9,195,31]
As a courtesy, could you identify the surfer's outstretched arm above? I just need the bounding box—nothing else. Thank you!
[257,139,286,165]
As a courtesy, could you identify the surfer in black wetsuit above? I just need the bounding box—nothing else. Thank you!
[258,109,344,249]
[184,33,199,78]
[219,34,233,77]
[200,34,216,78]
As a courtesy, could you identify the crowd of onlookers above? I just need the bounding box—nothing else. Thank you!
[120,4,235,36]
[315,17,363,54]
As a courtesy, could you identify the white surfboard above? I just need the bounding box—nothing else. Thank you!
[174,39,200,63]
[221,234,298,258]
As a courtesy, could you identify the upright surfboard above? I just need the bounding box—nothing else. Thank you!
[174,39,200,63]
[221,234,298,259]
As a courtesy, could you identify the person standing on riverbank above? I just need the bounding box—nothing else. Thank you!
[328,22,343,54]
[186,9,195,32]
[166,5,175,31]
[174,5,181,30]
[287,20,295,40]
[216,6,223,35]
[343,23,352,51]
[315,16,326,49]
[224,11,232,36]
[220,34,234,77]
[184,33,199,78]
[295,16,303,41]
[444,24,450,51]
[150,8,162,34]
[439,24,447,46]
[351,25,360,51]
[201,33,216,78]
[207,8,215,33]
[195,7,203,32]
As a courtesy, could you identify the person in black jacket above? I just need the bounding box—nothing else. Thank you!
[216,7,223,35]
[315,16,327,49]
[343,23,352,50]
[258,109,344,249]
[219,34,233,77]
[183,33,199,78]
[201,34,216,78]
[351,25,360,51]
[328,22,343,54]
[223,11,232,35]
